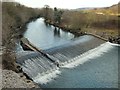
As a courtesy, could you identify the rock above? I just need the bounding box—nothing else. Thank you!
[2,70,39,88]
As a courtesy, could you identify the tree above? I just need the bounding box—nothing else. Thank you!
[54,7,63,24]
[54,7,58,23]
[44,5,50,20]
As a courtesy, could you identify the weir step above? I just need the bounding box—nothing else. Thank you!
[20,37,60,67]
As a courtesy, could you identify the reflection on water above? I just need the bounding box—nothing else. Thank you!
[24,18,75,50]
[54,27,60,37]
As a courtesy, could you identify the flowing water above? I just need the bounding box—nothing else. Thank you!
[41,43,119,88]
[17,18,119,88]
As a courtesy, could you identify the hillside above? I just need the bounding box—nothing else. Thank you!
[84,3,120,16]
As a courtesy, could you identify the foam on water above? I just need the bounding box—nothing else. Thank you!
[109,42,120,47]
[21,41,119,85]
[33,69,61,84]
[61,42,114,68]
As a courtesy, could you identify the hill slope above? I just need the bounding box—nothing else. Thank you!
[83,3,120,16]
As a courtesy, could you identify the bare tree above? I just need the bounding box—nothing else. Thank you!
[44,5,50,20]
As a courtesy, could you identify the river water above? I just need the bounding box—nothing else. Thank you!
[41,45,119,88]
[23,18,119,88]
[24,18,75,50]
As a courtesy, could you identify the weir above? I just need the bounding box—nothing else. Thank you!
[44,35,105,66]
[16,35,106,82]
[16,51,58,79]
[15,17,119,86]
[20,37,59,66]
[17,38,60,80]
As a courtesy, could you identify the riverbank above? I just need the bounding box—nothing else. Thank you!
[2,2,42,89]
[2,2,41,70]
[82,28,120,44]
[45,20,119,44]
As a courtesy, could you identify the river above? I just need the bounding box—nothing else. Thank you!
[24,18,75,50]
[22,18,119,88]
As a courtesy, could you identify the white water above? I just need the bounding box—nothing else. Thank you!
[21,17,119,87]
[109,42,120,46]
[61,42,114,68]
[33,42,116,84]
[33,69,61,84]
[42,44,118,88]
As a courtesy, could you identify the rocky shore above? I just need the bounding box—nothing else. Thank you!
[0,53,40,89]
[2,70,39,88]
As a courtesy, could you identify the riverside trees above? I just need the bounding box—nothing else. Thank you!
[43,5,118,31]
[54,7,63,25]
[43,6,64,26]
[43,5,119,41]
[2,2,41,71]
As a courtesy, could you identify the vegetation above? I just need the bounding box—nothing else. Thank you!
[2,2,42,71]
[45,5,119,29]
[43,3,119,42]
[53,7,64,24]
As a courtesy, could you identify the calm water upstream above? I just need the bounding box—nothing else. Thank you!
[24,18,75,50]
[23,18,119,88]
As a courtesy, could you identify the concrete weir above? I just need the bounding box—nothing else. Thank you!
[17,35,105,80]
[16,51,58,79]
[20,37,60,66]
[45,35,105,66]
[17,38,60,80]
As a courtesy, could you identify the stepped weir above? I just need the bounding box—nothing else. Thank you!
[16,35,105,81]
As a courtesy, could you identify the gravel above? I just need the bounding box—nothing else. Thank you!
[2,70,40,88]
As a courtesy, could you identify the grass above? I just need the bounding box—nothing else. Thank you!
[82,28,119,39]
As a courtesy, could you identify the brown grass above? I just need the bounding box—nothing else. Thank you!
[82,27,119,39]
